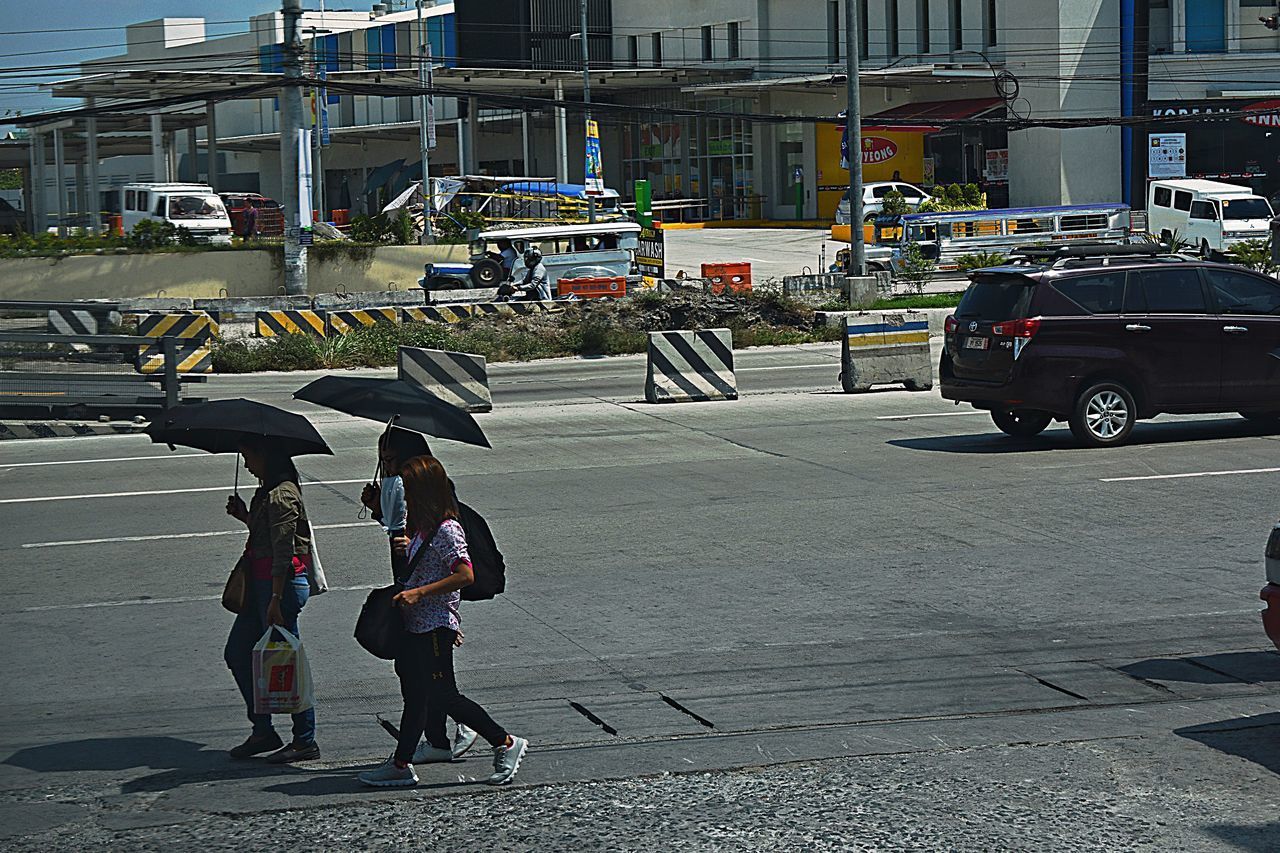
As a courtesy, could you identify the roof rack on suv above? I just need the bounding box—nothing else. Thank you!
[1006,242,1189,269]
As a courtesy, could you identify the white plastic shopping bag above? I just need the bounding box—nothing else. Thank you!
[307,522,329,596]
[252,626,315,715]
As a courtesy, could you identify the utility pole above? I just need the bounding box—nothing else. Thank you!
[417,0,434,244]
[844,0,866,276]
[281,0,308,295]
[581,0,596,223]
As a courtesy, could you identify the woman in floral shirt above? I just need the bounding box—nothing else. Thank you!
[358,455,528,788]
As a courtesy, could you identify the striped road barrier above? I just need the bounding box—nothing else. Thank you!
[470,301,565,317]
[328,307,400,335]
[256,310,328,338]
[46,306,123,336]
[136,312,219,375]
[840,312,932,393]
[0,420,147,441]
[401,305,474,325]
[398,346,493,413]
[645,328,737,404]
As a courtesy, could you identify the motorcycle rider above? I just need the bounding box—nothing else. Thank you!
[497,247,551,301]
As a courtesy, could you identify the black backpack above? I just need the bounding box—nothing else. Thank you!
[457,500,506,601]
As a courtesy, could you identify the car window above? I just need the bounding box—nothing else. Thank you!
[1173,191,1192,212]
[897,185,923,199]
[1221,197,1273,220]
[1205,268,1280,315]
[1135,269,1207,314]
[1189,200,1217,221]
[1052,272,1126,314]
[1153,186,1172,208]
[956,275,1036,321]
[871,186,891,199]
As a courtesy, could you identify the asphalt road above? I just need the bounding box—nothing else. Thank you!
[2,342,1280,851]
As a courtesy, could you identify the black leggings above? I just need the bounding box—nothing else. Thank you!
[394,627,508,763]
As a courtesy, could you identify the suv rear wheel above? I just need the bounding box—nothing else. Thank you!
[1070,381,1137,447]
[991,408,1052,438]
[1240,411,1280,424]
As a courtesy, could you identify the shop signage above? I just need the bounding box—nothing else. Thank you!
[637,224,665,287]
[585,119,604,196]
[1243,99,1280,128]
[1149,133,1187,178]
[984,148,1009,182]
[641,143,665,159]
[861,136,898,165]
[708,139,734,156]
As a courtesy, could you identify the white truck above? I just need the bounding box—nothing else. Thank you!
[1147,178,1274,258]
[119,183,233,245]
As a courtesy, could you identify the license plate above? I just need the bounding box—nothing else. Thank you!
[964,336,990,350]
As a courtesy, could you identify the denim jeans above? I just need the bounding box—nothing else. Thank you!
[224,575,316,744]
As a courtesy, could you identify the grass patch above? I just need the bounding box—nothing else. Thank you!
[870,292,963,310]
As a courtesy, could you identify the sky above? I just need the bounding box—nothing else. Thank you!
[0,1,355,122]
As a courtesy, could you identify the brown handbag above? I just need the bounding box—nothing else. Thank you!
[222,555,250,614]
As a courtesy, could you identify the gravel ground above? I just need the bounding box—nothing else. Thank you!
[7,734,1277,852]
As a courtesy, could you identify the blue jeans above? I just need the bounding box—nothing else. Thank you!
[224,575,316,745]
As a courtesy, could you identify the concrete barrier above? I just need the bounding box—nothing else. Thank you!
[840,312,933,393]
[645,328,737,403]
[136,312,219,375]
[256,310,328,338]
[328,308,400,335]
[398,346,493,413]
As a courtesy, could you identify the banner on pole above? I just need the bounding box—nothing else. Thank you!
[585,119,604,196]
[426,44,437,150]
[318,69,331,147]
[299,130,314,245]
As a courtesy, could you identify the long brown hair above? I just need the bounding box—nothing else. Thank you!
[400,455,458,538]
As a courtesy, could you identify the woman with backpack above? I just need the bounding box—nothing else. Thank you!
[358,455,527,788]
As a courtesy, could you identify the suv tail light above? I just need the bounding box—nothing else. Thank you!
[991,318,1041,338]
[944,315,957,334]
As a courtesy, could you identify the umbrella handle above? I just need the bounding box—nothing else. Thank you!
[234,453,240,498]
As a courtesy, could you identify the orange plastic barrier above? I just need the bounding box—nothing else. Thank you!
[558,276,627,299]
[331,209,350,226]
[701,262,753,294]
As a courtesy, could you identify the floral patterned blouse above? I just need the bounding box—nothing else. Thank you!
[402,519,469,634]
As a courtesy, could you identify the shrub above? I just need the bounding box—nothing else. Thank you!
[1227,238,1276,273]
[129,219,178,249]
[955,250,1008,272]
[895,242,936,295]
[880,189,910,217]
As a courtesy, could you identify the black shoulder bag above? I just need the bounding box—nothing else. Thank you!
[354,539,428,660]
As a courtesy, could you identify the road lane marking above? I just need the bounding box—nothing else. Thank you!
[0,478,369,505]
[20,521,374,549]
[19,583,381,612]
[1102,467,1280,482]
[0,453,209,470]
[876,412,986,421]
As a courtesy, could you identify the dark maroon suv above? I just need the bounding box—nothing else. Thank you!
[940,244,1280,447]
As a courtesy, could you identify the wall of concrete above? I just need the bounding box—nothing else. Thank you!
[0,244,469,301]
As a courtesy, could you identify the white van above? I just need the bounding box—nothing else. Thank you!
[119,183,233,245]
[1147,179,1274,257]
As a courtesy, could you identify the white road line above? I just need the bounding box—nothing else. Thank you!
[0,478,369,505]
[1102,467,1280,483]
[0,453,208,470]
[739,362,838,372]
[876,411,986,421]
[19,583,381,613]
[20,521,374,549]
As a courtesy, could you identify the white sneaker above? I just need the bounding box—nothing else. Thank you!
[358,757,418,788]
[412,741,454,764]
[453,724,478,759]
[487,736,528,786]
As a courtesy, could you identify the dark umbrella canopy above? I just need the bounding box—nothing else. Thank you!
[293,376,490,449]
[145,399,333,457]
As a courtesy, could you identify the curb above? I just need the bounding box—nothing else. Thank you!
[0,421,148,441]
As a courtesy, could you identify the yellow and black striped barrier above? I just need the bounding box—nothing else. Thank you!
[328,307,400,335]
[401,305,475,325]
[256,310,328,338]
[136,312,219,375]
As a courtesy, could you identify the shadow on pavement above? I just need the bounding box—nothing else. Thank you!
[1175,713,1280,778]
[264,774,471,797]
[3,736,300,793]
[1201,822,1280,853]
[888,417,1278,455]
[1122,651,1280,686]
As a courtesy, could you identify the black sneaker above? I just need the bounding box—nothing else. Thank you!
[229,732,283,760]
[266,741,321,764]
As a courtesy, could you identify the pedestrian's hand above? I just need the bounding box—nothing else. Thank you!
[391,535,410,557]
[360,483,380,511]
[454,629,464,648]
[392,588,420,608]
[267,597,284,626]
[226,495,248,522]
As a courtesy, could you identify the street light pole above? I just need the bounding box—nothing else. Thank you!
[580,0,596,224]
[417,0,435,244]
[845,0,866,276]
[281,0,308,295]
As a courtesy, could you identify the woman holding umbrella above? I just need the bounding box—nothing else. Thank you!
[223,437,321,764]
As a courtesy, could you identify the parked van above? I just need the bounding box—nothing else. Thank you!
[467,222,641,293]
[1147,179,1274,258]
[119,183,233,244]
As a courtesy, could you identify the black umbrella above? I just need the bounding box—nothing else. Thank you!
[145,399,334,458]
[293,376,491,449]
